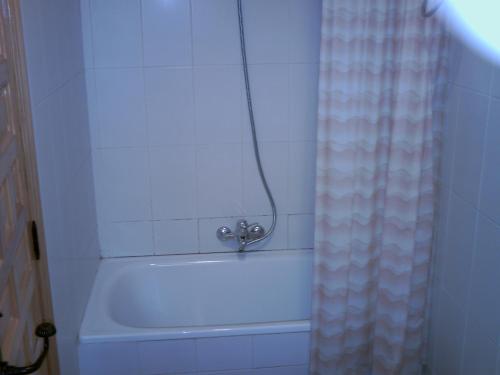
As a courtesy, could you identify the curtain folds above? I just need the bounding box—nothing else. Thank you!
[310,1,447,374]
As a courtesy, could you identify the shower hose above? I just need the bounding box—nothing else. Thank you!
[236,0,277,246]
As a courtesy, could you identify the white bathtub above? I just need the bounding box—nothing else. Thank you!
[79,250,313,375]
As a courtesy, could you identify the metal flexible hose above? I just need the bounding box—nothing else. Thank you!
[237,0,277,246]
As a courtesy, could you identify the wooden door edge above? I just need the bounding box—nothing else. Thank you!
[5,1,60,374]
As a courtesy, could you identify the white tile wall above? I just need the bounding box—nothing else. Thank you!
[83,0,321,257]
[79,332,310,375]
[142,0,193,67]
[428,35,500,375]
[144,67,196,146]
[21,0,100,373]
[90,0,143,67]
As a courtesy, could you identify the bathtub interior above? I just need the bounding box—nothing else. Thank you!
[108,251,313,329]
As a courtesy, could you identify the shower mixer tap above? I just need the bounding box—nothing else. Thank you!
[216,219,266,251]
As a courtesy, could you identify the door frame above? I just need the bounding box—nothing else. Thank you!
[3,1,59,373]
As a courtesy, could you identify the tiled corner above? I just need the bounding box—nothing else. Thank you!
[94,68,147,148]
[93,148,151,221]
[99,221,154,257]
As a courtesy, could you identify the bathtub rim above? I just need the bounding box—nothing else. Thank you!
[79,249,313,344]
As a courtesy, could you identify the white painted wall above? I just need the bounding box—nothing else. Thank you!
[80,0,322,257]
[20,0,100,373]
[428,35,500,374]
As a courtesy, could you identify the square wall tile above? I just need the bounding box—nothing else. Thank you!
[479,98,500,224]
[288,0,322,63]
[461,320,498,375]
[467,215,500,345]
[243,64,289,142]
[253,332,310,368]
[196,336,253,371]
[79,342,139,375]
[100,221,154,257]
[93,148,151,221]
[150,146,197,219]
[144,67,195,147]
[191,0,241,65]
[288,214,315,249]
[242,0,289,64]
[288,141,317,214]
[194,65,243,144]
[492,68,500,98]
[91,0,142,67]
[196,144,243,218]
[433,290,466,375]
[95,68,147,148]
[138,339,197,374]
[243,142,288,215]
[451,90,489,206]
[154,220,198,255]
[142,0,192,66]
[454,41,493,95]
[442,193,477,305]
[289,64,319,141]
[440,85,459,188]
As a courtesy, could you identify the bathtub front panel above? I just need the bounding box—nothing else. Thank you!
[79,332,310,375]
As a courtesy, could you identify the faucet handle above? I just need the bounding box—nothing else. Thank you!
[216,226,235,241]
[248,223,265,240]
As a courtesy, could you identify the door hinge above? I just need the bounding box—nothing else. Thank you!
[31,221,40,260]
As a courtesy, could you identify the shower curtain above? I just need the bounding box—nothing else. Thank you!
[310,1,447,374]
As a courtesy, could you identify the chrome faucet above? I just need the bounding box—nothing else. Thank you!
[216,219,266,251]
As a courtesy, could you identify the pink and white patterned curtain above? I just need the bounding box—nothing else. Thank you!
[310,1,447,374]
